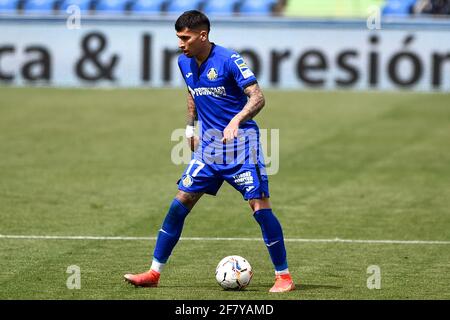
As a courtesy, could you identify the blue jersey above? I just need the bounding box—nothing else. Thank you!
[178,44,259,136]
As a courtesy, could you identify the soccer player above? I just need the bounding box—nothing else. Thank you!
[124,10,295,293]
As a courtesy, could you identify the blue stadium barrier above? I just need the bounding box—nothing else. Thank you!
[166,0,203,14]
[239,0,277,15]
[95,0,129,14]
[130,0,165,15]
[382,0,416,16]
[202,0,240,16]
[95,0,127,14]
[59,0,92,13]
[23,0,55,13]
[0,0,19,12]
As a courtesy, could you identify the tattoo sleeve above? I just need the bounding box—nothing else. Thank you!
[186,91,197,126]
[235,83,265,124]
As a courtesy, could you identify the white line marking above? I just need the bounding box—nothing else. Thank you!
[0,234,449,245]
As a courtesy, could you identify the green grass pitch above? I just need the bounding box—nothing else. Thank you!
[0,87,449,300]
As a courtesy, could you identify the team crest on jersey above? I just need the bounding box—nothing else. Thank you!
[182,175,193,187]
[207,68,218,81]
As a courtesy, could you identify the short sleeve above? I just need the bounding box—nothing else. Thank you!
[228,54,258,90]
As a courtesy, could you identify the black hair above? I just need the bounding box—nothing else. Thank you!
[175,10,210,34]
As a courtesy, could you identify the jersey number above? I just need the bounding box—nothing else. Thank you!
[185,159,205,177]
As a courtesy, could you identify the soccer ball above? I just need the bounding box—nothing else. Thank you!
[215,255,253,290]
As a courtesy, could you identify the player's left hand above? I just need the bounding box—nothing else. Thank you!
[222,118,240,143]
[187,136,199,152]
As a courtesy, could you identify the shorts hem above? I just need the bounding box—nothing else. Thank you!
[177,186,219,197]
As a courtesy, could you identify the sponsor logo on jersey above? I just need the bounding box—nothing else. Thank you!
[182,175,193,187]
[234,57,254,79]
[188,85,227,98]
[207,68,218,81]
[185,72,193,78]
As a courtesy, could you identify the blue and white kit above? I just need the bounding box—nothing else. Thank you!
[177,44,269,200]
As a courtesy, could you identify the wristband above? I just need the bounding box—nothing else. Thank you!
[185,125,195,138]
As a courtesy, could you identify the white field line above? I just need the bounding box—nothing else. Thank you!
[0,234,449,245]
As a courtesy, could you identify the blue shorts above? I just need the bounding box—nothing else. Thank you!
[177,146,270,201]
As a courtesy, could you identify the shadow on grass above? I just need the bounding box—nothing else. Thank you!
[297,284,342,291]
[124,281,342,291]
[243,283,342,292]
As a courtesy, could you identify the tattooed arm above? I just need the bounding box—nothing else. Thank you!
[186,92,199,151]
[222,83,265,142]
[235,82,266,123]
[186,91,197,126]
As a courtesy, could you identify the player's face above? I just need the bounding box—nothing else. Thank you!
[176,28,207,58]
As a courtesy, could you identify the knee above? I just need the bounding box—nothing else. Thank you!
[249,198,272,213]
[175,190,202,210]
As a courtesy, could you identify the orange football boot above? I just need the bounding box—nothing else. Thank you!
[269,273,296,293]
[124,269,160,287]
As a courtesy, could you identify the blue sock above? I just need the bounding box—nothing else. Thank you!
[253,208,288,272]
[153,199,190,264]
